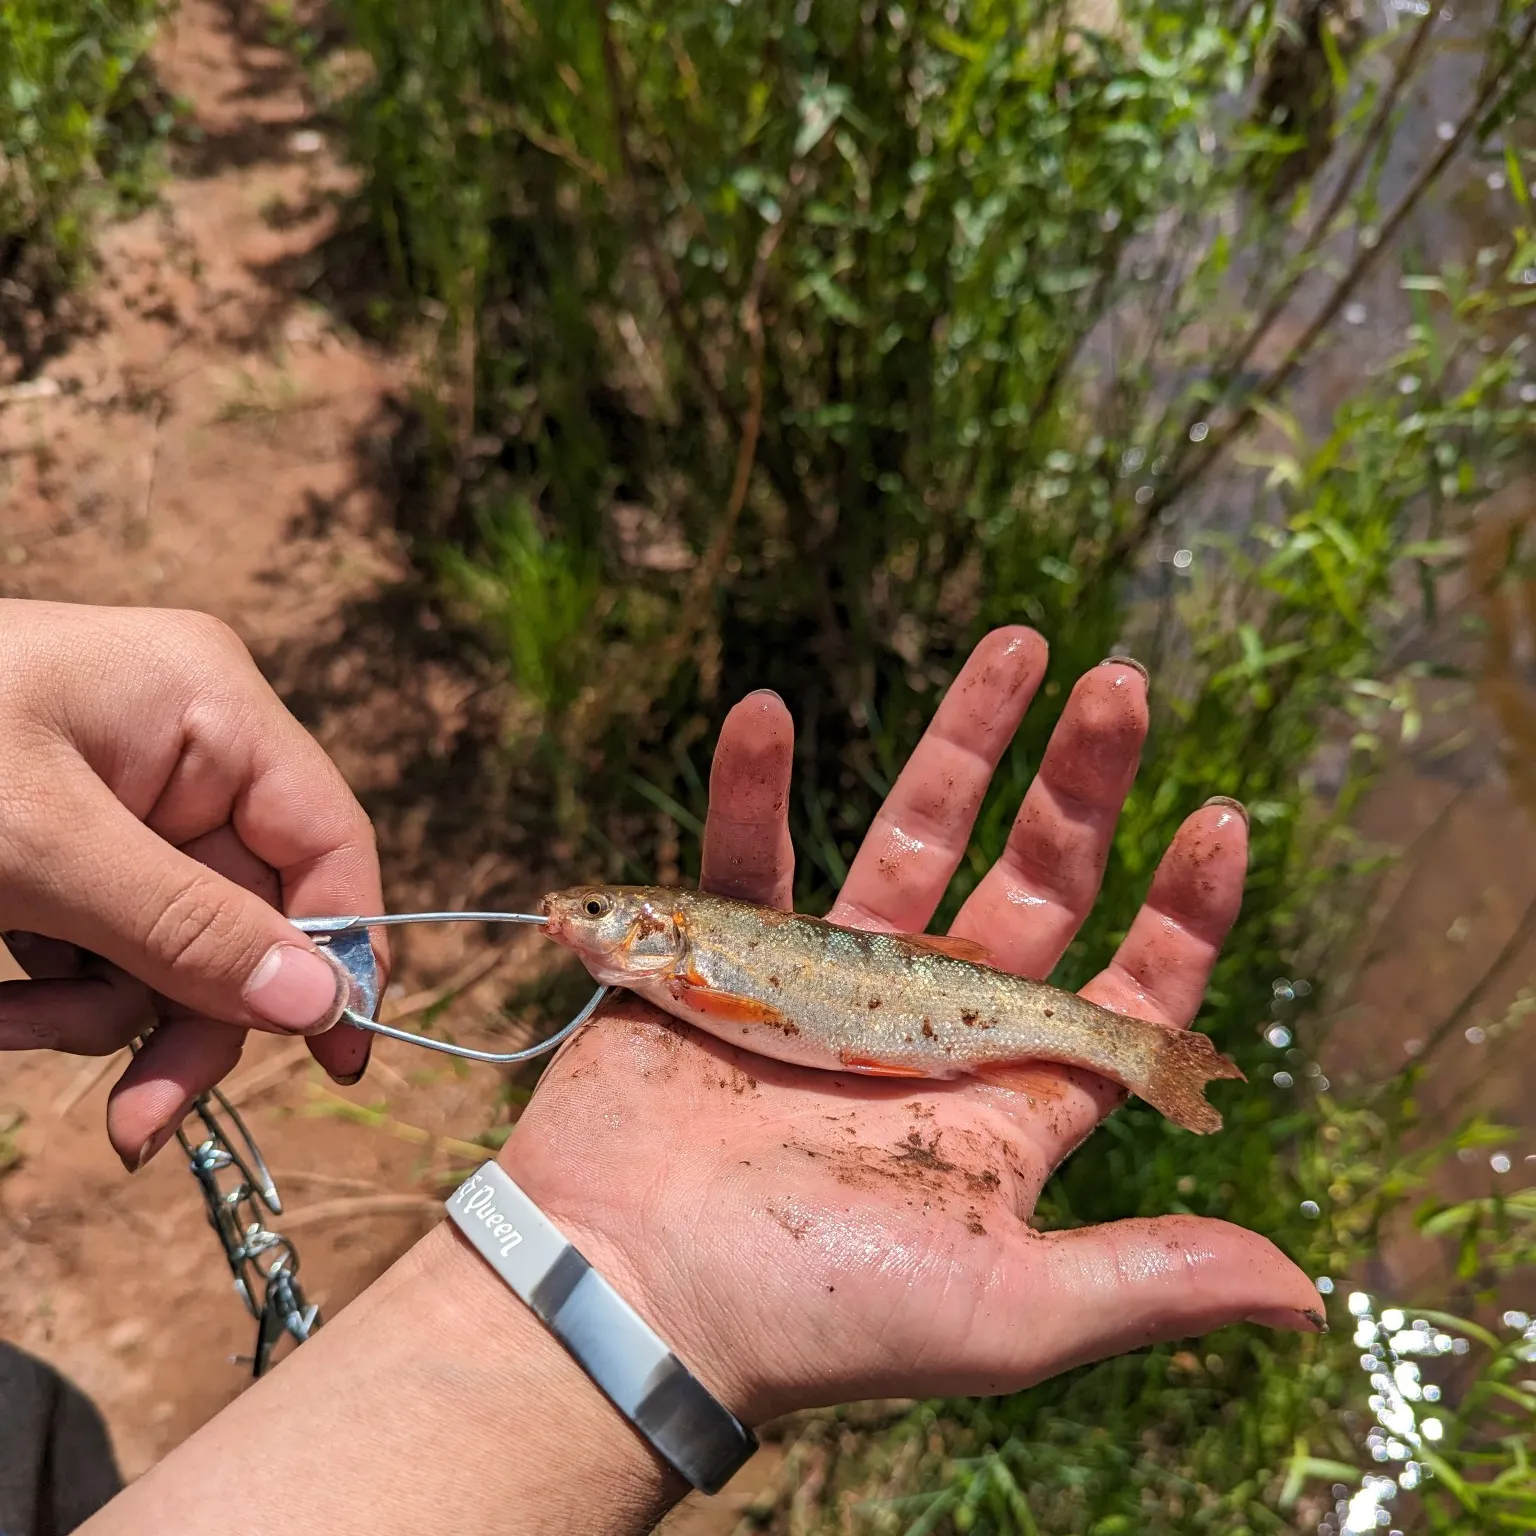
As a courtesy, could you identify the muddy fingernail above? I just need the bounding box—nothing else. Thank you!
[127,1115,186,1174]
[331,1037,373,1087]
[1202,795,1249,826]
[1245,1305,1327,1333]
[1099,654,1149,687]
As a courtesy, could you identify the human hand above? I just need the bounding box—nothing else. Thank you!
[0,600,384,1170]
[502,626,1321,1426]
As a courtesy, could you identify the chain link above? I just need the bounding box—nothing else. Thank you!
[174,1082,320,1377]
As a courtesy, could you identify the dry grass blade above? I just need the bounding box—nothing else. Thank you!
[381,944,514,1024]
[51,1048,129,1119]
[304,1082,492,1165]
[220,1039,315,1108]
[276,1194,444,1231]
[266,1169,397,1195]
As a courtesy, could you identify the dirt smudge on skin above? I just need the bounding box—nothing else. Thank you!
[891,1130,957,1174]
[779,1122,1025,1230]
[765,1203,811,1240]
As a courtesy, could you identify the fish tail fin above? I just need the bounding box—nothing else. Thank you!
[1138,1026,1245,1134]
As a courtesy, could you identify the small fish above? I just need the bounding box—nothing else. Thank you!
[537,885,1244,1133]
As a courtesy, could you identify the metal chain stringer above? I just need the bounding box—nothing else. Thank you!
[175,1083,320,1378]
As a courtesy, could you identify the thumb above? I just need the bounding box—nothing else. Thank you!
[999,1216,1326,1385]
[17,785,355,1035]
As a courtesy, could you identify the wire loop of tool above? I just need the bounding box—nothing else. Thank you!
[291,912,612,1066]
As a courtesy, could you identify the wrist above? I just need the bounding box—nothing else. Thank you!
[406,1218,690,1522]
[495,1135,766,1430]
[82,1205,688,1536]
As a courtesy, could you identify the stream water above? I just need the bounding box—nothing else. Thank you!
[1129,0,1536,1240]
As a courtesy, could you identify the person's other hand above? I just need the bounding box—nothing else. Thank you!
[502,625,1321,1426]
[0,600,384,1170]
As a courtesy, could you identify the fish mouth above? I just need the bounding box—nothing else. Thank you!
[534,894,567,943]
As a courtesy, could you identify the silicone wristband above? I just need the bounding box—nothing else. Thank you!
[444,1161,758,1494]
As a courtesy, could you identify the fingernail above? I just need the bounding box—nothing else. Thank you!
[244,944,348,1033]
[746,688,785,705]
[128,1115,185,1174]
[1099,655,1149,687]
[332,1039,372,1086]
[1202,794,1249,826]
[1245,1305,1328,1333]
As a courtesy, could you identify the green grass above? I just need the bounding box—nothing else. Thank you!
[301,0,1536,1527]
[1,0,178,361]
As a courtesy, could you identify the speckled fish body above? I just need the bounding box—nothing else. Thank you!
[537,885,1243,1134]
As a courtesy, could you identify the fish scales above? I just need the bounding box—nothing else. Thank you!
[537,885,1245,1134]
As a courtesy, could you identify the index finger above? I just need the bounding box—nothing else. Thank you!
[229,713,385,1080]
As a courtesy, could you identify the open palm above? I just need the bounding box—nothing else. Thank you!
[502,627,1320,1426]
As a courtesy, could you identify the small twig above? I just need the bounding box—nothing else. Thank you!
[581,217,783,725]
[304,1082,491,1164]
[138,397,165,531]
[381,944,513,1025]
[264,1169,395,1195]
[685,219,783,604]
[221,1039,314,1109]
[1108,5,1536,567]
[1348,777,1480,982]
[592,1,733,432]
[509,112,610,185]
[1418,887,1536,1067]
[276,1194,443,1232]
[1214,6,1441,405]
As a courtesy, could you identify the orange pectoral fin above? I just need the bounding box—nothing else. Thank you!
[838,1052,929,1079]
[666,975,789,1028]
[893,932,994,965]
[969,1060,1068,1098]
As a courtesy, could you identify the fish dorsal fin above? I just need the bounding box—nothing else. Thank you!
[892,931,993,964]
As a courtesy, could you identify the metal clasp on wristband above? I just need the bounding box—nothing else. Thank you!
[444,1161,758,1495]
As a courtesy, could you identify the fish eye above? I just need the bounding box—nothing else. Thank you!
[583,896,609,917]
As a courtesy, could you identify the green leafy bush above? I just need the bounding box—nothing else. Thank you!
[320,0,1536,1527]
[1,0,171,362]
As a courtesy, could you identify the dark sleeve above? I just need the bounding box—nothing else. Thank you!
[0,1343,123,1536]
